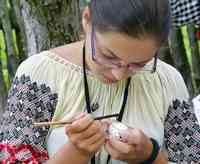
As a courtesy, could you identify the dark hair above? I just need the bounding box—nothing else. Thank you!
[88,0,171,44]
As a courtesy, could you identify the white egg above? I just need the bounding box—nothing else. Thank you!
[107,121,128,142]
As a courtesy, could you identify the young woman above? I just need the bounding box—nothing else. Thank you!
[1,0,197,163]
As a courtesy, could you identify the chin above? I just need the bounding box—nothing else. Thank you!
[102,77,118,84]
[96,72,118,84]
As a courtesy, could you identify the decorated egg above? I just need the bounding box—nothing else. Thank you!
[107,121,128,142]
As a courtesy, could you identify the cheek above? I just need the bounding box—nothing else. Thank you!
[93,66,114,81]
[93,63,110,74]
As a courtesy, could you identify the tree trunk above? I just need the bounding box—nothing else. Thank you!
[0,0,81,116]
[10,0,81,57]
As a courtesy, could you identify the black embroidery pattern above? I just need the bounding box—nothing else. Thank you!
[170,0,200,26]
[164,99,200,163]
[0,74,58,161]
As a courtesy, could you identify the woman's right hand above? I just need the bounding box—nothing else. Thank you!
[65,113,107,158]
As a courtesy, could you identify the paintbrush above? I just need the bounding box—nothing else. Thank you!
[33,113,119,127]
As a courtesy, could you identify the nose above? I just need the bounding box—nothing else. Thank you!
[111,67,130,80]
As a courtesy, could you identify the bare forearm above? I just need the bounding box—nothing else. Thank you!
[47,143,90,164]
[128,151,167,164]
[153,151,168,164]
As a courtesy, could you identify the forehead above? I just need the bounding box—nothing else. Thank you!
[95,31,159,62]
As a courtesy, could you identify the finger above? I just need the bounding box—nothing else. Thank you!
[82,130,105,146]
[105,141,123,160]
[101,119,112,126]
[89,135,106,152]
[109,138,134,155]
[67,129,104,147]
[78,132,106,152]
[79,120,103,140]
[67,114,94,133]
[91,134,105,147]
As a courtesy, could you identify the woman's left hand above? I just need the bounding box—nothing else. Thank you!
[105,128,153,163]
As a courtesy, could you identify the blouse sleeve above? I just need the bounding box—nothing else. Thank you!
[164,99,200,163]
[156,60,199,163]
[0,57,58,163]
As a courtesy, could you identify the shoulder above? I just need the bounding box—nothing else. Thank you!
[156,60,188,95]
[156,60,189,115]
[15,51,73,92]
[16,51,62,77]
[156,59,183,81]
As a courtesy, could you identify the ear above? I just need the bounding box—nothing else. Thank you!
[82,6,92,34]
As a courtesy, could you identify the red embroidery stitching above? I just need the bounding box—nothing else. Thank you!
[0,144,48,163]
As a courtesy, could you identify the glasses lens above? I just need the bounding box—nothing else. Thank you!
[91,27,158,73]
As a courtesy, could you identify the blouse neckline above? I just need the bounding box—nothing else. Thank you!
[45,50,95,77]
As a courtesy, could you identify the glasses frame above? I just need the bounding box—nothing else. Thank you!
[90,26,158,74]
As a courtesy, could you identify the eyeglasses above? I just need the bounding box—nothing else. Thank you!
[91,27,158,74]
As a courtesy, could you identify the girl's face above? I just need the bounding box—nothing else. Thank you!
[85,30,159,84]
[82,7,159,84]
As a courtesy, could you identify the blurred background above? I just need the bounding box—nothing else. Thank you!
[0,0,200,114]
